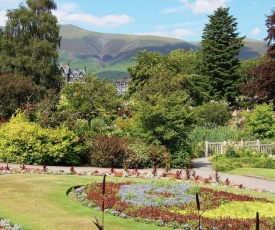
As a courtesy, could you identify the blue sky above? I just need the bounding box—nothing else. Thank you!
[0,0,274,41]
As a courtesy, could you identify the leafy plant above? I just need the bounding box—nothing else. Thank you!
[245,103,275,139]
[0,112,81,165]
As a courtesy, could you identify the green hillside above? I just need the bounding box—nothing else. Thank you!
[58,25,268,80]
[1,24,268,80]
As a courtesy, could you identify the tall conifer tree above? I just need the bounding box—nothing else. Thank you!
[0,0,61,90]
[200,7,245,103]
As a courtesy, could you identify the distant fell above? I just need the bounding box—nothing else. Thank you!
[2,24,269,80]
[58,24,201,79]
[59,25,268,80]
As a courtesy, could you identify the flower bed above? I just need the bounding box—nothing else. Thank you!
[0,219,22,230]
[70,181,275,229]
[1,164,275,194]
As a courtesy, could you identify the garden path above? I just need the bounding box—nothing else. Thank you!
[1,158,275,192]
[191,157,275,192]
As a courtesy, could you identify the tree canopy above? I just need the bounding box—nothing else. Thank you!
[0,0,61,90]
[0,74,40,118]
[59,75,121,127]
[264,8,275,58]
[200,7,245,104]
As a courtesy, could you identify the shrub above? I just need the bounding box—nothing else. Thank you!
[225,146,239,158]
[245,103,275,139]
[212,155,275,171]
[90,135,140,168]
[128,142,150,168]
[0,113,81,165]
[147,144,171,169]
[171,150,191,168]
[192,101,231,127]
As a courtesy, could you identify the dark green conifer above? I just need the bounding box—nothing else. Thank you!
[200,7,245,104]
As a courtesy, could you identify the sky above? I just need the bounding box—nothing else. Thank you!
[0,0,274,42]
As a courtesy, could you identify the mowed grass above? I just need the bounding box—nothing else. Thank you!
[0,174,173,230]
[1,174,275,230]
[226,168,275,180]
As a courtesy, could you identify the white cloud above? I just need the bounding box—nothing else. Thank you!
[251,27,261,36]
[180,0,230,14]
[53,10,133,28]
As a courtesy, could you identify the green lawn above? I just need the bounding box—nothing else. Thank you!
[226,168,275,179]
[0,174,274,230]
[0,174,173,230]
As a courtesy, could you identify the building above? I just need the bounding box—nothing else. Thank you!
[114,78,130,94]
[58,63,86,83]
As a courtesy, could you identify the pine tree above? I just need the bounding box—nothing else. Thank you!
[200,7,245,104]
[0,0,61,90]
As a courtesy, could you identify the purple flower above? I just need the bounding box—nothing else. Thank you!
[94,206,100,211]
[156,219,165,226]
[111,210,119,216]
[75,187,83,193]
[120,213,127,218]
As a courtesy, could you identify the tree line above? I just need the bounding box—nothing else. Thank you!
[0,1,274,168]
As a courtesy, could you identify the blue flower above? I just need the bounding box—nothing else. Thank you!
[118,182,194,207]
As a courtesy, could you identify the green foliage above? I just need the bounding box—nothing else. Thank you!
[225,146,240,158]
[132,93,194,153]
[212,155,275,171]
[127,50,165,95]
[189,126,239,157]
[239,56,268,86]
[245,103,275,138]
[26,89,61,128]
[60,75,121,126]
[200,7,245,103]
[0,0,62,90]
[127,49,208,101]
[0,112,81,165]
[128,142,150,168]
[170,150,191,168]
[192,101,231,126]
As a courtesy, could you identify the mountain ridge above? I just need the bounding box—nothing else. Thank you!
[58,24,268,79]
[1,24,269,80]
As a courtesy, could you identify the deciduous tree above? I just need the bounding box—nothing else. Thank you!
[240,8,275,104]
[0,74,40,118]
[60,75,121,127]
[264,8,275,58]
[0,0,61,90]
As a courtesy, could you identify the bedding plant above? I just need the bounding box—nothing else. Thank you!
[70,180,275,230]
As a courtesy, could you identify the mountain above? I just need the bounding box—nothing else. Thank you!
[59,25,268,80]
[58,24,203,79]
[1,24,269,80]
